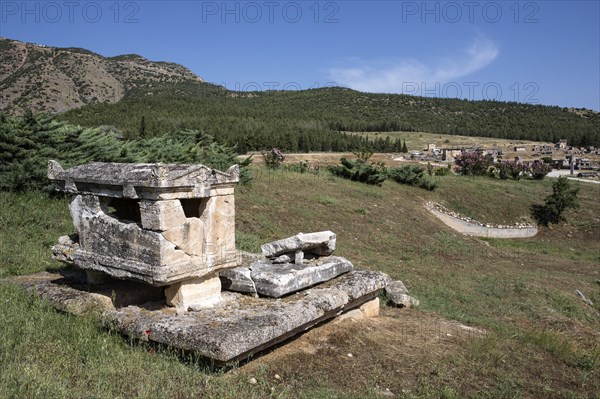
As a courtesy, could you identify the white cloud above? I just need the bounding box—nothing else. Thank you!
[328,36,499,93]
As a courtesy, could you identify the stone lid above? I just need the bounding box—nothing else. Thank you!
[48,160,239,199]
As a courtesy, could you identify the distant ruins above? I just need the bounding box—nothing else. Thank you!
[41,160,408,363]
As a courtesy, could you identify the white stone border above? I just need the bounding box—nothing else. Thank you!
[425,202,538,238]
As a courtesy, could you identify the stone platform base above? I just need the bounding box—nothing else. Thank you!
[103,270,389,363]
[6,269,389,364]
[8,269,163,315]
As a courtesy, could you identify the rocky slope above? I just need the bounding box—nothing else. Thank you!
[0,38,204,115]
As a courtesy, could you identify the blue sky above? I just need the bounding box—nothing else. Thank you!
[2,1,599,110]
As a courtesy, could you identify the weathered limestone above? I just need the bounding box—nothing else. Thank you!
[51,234,79,263]
[8,270,164,315]
[41,162,409,362]
[47,160,240,200]
[261,231,336,259]
[385,280,419,308]
[250,256,354,298]
[336,297,380,322]
[165,275,222,310]
[220,267,257,295]
[48,161,239,291]
[360,296,381,317]
[219,255,354,298]
[162,218,204,256]
[139,199,187,231]
[102,270,390,363]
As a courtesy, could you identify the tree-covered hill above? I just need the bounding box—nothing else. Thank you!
[62,81,600,151]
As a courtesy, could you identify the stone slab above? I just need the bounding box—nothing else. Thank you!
[248,256,354,298]
[102,270,390,363]
[260,231,336,258]
[48,160,240,200]
[6,270,164,315]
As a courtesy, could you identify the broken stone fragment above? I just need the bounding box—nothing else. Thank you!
[250,255,353,298]
[161,218,204,256]
[260,231,336,258]
[294,250,304,265]
[387,292,419,308]
[51,234,80,264]
[385,280,419,308]
[220,267,257,295]
[385,280,408,296]
[220,256,354,297]
[272,254,293,264]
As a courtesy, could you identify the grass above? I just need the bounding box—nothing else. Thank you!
[1,169,599,398]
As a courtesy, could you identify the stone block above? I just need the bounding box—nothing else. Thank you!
[165,275,222,310]
[68,194,101,240]
[220,267,256,295]
[334,298,379,322]
[48,161,240,287]
[359,296,380,317]
[261,231,336,258]
[203,194,236,267]
[388,293,419,308]
[250,256,353,298]
[385,280,419,308]
[162,218,204,256]
[140,200,187,231]
[385,280,408,297]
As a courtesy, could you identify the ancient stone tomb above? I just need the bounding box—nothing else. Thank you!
[48,160,240,309]
[41,160,402,363]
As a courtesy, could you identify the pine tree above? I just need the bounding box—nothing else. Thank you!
[401,139,408,153]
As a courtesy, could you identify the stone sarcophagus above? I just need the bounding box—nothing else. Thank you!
[48,160,240,299]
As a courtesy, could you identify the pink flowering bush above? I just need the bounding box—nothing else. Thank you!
[454,152,494,176]
[529,161,552,180]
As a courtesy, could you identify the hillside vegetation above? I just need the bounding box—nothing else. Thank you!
[1,169,599,398]
[0,113,250,192]
[62,82,600,151]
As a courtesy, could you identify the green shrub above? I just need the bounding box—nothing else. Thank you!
[531,176,579,225]
[434,165,452,176]
[328,158,387,186]
[387,165,438,191]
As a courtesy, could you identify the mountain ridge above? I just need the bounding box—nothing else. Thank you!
[0,38,204,115]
